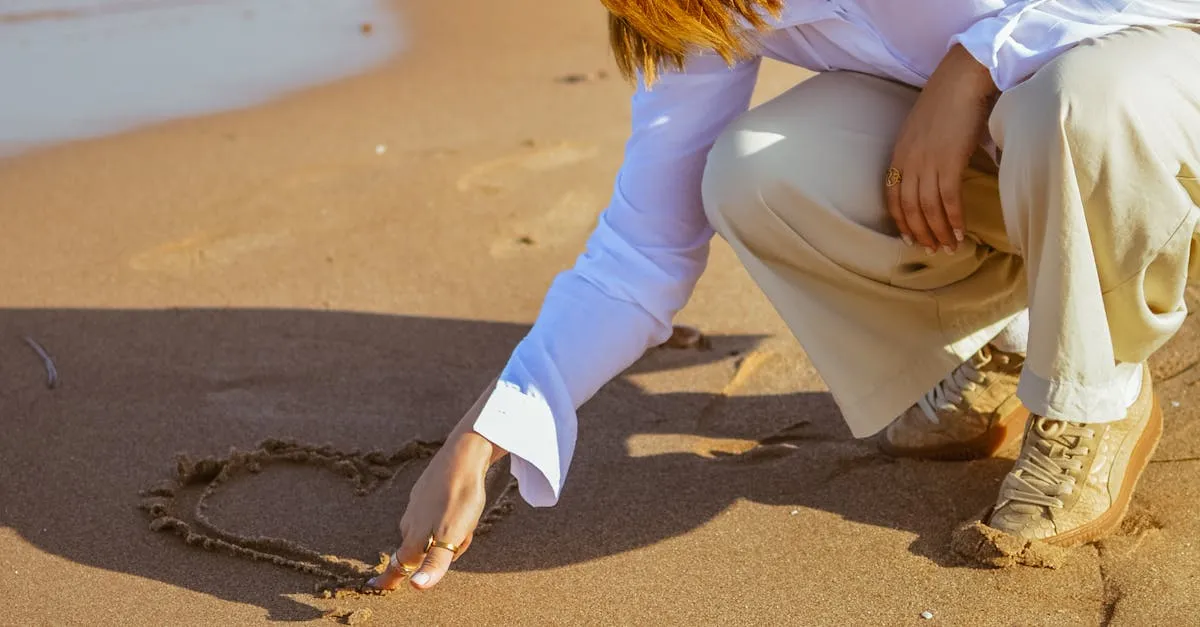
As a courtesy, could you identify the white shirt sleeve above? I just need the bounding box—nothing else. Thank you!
[951,1,1200,91]
[471,53,761,507]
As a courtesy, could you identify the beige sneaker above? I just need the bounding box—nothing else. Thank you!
[879,345,1029,460]
[987,365,1163,545]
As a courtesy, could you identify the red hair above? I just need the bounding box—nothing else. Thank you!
[603,0,783,84]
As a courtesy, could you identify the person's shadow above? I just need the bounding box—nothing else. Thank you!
[0,307,1015,621]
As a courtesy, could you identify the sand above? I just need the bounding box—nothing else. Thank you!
[951,517,1070,570]
[139,438,515,597]
[2,0,1199,624]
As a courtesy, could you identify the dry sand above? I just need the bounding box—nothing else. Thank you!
[2,0,1199,624]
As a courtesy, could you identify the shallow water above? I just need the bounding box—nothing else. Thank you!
[0,0,402,155]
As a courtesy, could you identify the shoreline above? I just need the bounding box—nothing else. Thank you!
[0,0,403,157]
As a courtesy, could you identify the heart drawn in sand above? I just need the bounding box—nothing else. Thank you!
[138,439,517,598]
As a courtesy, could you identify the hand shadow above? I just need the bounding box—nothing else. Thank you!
[0,307,1012,621]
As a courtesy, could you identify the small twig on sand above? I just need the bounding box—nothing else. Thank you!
[22,336,59,389]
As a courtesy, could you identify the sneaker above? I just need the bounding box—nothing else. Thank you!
[987,365,1162,545]
[879,345,1029,460]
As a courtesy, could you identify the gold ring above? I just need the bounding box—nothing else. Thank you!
[390,551,418,575]
[425,535,461,555]
[885,167,902,187]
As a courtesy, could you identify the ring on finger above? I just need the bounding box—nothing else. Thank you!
[390,551,419,575]
[424,535,462,555]
[885,167,902,187]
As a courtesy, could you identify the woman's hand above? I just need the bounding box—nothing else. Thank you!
[368,386,507,592]
[886,45,999,253]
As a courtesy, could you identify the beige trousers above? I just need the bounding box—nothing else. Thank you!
[702,25,1200,437]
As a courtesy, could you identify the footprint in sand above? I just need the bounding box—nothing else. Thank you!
[129,161,383,274]
[128,230,293,273]
[456,142,599,194]
[489,190,604,258]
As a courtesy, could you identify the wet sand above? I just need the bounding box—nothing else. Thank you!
[2,0,1199,624]
[0,0,399,155]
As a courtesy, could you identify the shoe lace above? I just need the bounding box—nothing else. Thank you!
[917,351,990,424]
[1002,418,1096,509]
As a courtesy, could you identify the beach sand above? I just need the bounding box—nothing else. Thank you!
[2,0,1199,624]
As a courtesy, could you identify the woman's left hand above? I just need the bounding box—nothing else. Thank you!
[886,45,999,254]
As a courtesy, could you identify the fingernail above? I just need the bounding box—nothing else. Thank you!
[954,229,965,242]
[924,247,936,256]
[942,245,954,255]
[901,234,913,246]
[411,572,430,586]
[366,577,380,588]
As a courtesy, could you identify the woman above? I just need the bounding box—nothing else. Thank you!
[372,0,1200,591]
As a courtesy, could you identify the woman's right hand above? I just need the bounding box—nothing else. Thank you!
[368,387,507,591]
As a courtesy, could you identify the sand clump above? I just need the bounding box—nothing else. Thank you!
[660,325,711,350]
[139,438,518,596]
[324,607,374,625]
[951,515,1070,569]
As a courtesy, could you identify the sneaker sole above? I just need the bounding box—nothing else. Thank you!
[877,404,1031,461]
[1041,394,1164,548]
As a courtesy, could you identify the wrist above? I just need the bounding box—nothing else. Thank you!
[450,428,507,470]
[946,44,999,101]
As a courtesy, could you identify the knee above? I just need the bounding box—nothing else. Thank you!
[703,73,903,242]
[701,113,854,245]
[992,27,1178,163]
[990,34,1155,244]
[701,116,784,242]
[992,63,1107,166]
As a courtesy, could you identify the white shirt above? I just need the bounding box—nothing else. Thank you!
[471,1,1200,508]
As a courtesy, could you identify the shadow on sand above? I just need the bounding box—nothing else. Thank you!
[0,308,1013,620]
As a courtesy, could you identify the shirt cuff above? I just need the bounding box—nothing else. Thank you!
[950,10,1118,91]
[949,16,1011,89]
[471,380,563,507]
